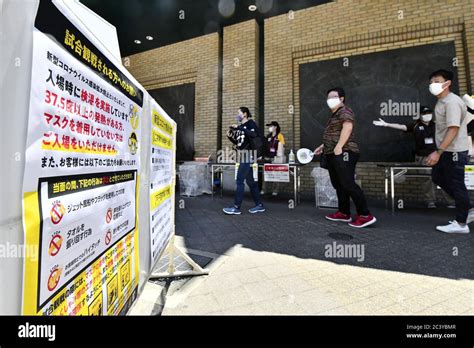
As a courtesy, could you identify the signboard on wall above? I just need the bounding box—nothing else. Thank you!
[22,0,143,315]
[149,101,177,267]
[264,164,290,183]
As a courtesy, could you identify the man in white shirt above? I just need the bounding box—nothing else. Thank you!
[425,69,473,233]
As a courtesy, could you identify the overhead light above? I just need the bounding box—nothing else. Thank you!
[146,36,154,41]
[248,4,257,11]
[134,40,141,44]
[256,0,273,13]
[218,0,236,17]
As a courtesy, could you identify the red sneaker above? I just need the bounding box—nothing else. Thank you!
[325,211,352,222]
[348,214,377,228]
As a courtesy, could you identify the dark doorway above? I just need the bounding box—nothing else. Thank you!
[149,83,195,161]
[300,42,459,162]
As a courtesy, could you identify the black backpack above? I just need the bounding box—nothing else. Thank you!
[248,124,266,158]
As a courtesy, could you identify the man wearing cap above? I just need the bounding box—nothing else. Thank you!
[260,121,286,196]
[373,106,455,209]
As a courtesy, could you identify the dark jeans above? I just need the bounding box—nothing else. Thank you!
[432,151,471,223]
[234,162,262,209]
[327,151,370,216]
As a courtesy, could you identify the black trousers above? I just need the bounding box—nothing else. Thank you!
[431,151,471,223]
[326,151,370,216]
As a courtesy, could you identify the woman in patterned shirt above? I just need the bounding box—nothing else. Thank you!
[314,87,376,228]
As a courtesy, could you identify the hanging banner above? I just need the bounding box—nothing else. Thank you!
[22,0,143,315]
[149,101,176,267]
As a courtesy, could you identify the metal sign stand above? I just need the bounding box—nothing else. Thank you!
[149,235,209,279]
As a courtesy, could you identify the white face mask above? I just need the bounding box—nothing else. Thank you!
[327,97,341,109]
[429,82,446,96]
[421,114,432,122]
[268,127,274,133]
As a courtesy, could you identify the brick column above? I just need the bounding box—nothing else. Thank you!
[222,20,260,150]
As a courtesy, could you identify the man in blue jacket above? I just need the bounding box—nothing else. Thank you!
[223,107,265,215]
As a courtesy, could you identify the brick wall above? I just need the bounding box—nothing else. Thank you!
[264,0,474,202]
[123,0,474,203]
[123,33,220,157]
[222,20,260,148]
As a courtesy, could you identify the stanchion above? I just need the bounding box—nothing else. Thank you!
[149,235,209,279]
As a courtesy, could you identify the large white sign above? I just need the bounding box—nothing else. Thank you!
[22,0,143,315]
[149,101,176,267]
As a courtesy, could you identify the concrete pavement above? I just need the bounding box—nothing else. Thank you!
[132,194,474,315]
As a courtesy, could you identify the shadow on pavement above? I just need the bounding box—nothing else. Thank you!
[175,194,474,281]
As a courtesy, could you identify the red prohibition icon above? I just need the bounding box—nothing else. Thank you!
[48,235,63,257]
[106,208,113,224]
[47,267,61,291]
[105,230,112,246]
[50,201,65,225]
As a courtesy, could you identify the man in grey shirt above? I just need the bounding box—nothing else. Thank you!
[425,69,473,233]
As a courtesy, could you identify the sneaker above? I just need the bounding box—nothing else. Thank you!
[348,214,377,228]
[272,192,278,196]
[467,209,474,224]
[427,202,436,209]
[223,206,242,215]
[325,211,352,222]
[249,204,265,214]
[436,220,470,234]
[260,190,265,195]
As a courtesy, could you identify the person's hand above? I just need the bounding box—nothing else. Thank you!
[373,118,387,127]
[425,151,440,166]
[314,144,324,155]
[231,124,238,129]
[334,145,343,156]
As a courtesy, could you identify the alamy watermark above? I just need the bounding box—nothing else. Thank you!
[0,242,38,262]
[380,100,420,117]
[324,241,365,262]
[18,322,55,341]
[216,147,257,163]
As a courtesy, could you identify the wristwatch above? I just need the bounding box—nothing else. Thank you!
[437,148,445,155]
